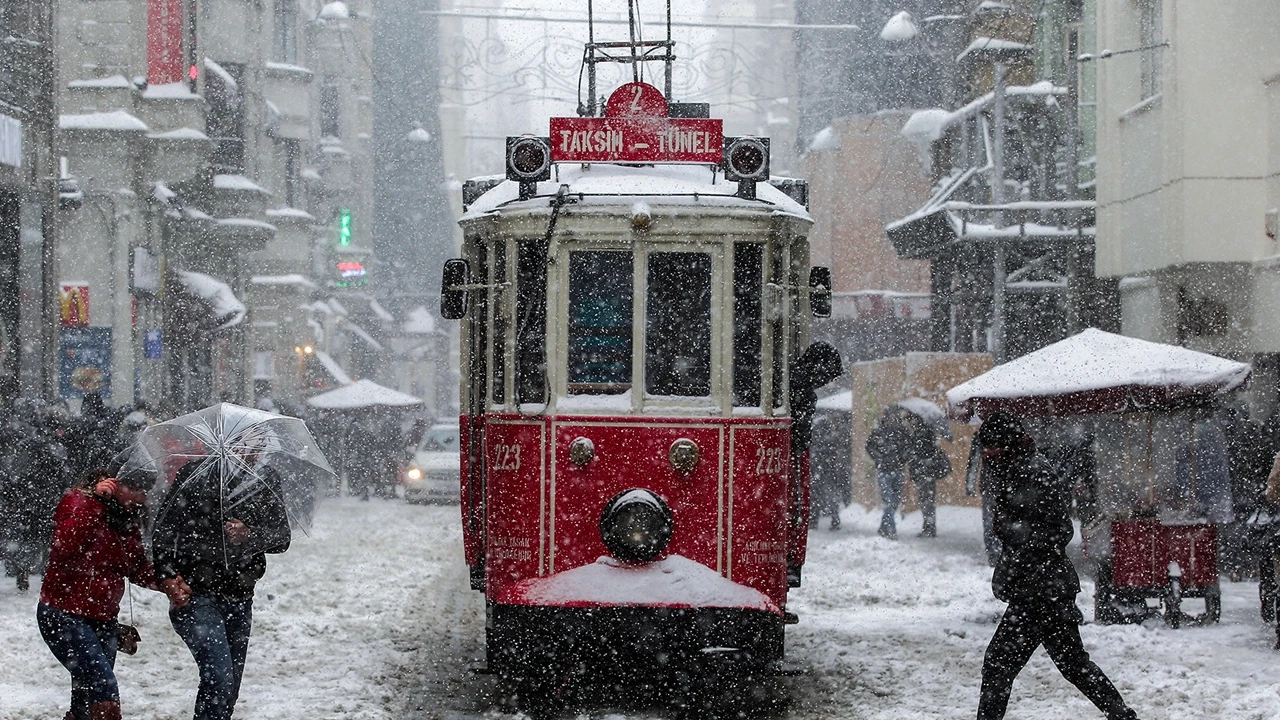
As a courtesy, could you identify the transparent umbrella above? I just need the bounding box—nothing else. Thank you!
[117,403,335,532]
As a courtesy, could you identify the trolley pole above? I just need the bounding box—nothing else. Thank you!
[991,60,1007,363]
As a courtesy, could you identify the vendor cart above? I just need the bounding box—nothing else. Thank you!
[948,329,1251,627]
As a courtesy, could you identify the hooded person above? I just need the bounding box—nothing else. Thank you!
[151,435,291,720]
[38,469,191,720]
[974,412,1141,720]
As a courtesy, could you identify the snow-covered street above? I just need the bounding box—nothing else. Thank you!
[3,497,1278,720]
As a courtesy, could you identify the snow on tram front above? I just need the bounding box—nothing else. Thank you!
[439,78,840,707]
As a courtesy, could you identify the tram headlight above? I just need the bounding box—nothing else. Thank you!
[722,136,771,182]
[599,489,674,564]
[506,136,552,183]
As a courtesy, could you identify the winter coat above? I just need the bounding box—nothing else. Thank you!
[906,424,951,483]
[152,461,291,602]
[865,422,911,474]
[986,448,1081,605]
[1267,452,1280,510]
[40,489,157,621]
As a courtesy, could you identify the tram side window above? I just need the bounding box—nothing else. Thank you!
[733,243,763,407]
[645,252,712,397]
[568,251,633,394]
[515,239,548,404]
[491,242,507,405]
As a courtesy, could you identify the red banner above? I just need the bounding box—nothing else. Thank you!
[147,0,186,85]
[550,82,723,165]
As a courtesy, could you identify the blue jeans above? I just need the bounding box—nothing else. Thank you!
[877,468,904,535]
[37,603,119,719]
[170,594,253,720]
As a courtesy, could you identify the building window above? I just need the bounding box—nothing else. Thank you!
[1138,0,1163,99]
[206,61,245,173]
[273,0,298,63]
[320,80,341,138]
[283,138,300,206]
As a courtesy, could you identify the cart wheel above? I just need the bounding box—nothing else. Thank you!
[1164,577,1182,629]
[1093,563,1121,625]
[1203,586,1221,625]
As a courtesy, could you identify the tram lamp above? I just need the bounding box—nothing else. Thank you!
[810,266,833,318]
[506,136,552,200]
[440,258,470,320]
[600,489,674,564]
[723,136,770,200]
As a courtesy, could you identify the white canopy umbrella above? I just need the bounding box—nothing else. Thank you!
[306,378,422,410]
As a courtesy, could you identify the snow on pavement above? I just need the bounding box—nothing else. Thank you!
[2,498,1278,719]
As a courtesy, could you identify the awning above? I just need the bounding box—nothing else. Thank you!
[946,329,1252,420]
[306,379,422,410]
[176,270,246,330]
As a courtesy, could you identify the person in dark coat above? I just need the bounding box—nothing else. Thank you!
[975,412,1141,720]
[904,414,950,538]
[865,408,911,539]
[39,469,190,720]
[151,448,291,720]
[787,342,843,583]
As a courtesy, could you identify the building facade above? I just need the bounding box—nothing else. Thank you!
[1094,0,1280,410]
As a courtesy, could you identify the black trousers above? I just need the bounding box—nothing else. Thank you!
[978,599,1135,720]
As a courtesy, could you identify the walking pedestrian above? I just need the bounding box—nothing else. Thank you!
[865,408,911,539]
[905,414,950,538]
[151,445,291,720]
[38,469,190,720]
[809,413,844,531]
[974,412,1141,720]
[1266,450,1280,649]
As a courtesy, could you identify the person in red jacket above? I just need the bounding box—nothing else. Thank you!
[38,469,191,720]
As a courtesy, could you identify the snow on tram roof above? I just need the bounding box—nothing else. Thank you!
[460,163,811,222]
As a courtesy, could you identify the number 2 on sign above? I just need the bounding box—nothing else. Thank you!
[493,443,521,471]
[754,446,785,476]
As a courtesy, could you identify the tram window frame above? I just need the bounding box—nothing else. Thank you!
[490,241,508,406]
[467,243,490,418]
[769,242,790,410]
[645,251,713,398]
[566,250,634,395]
[515,238,548,404]
[732,243,764,408]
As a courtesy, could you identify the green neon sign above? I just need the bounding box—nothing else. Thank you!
[338,208,352,246]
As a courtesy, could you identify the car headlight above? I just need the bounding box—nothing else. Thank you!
[406,467,423,480]
[599,488,673,563]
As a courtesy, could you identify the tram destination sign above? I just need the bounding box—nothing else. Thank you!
[550,82,723,165]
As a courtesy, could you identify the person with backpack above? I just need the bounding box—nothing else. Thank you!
[904,413,951,538]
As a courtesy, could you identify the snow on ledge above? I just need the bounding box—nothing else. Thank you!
[265,207,316,221]
[319,1,350,19]
[67,75,131,89]
[264,62,315,78]
[956,37,1032,63]
[214,174,270,193]
[500,554,780,612]
[251,274,318,290]
[59,110,149,132]
[142,82,200,100]
[149,127,209,141]
[880,11,919,41]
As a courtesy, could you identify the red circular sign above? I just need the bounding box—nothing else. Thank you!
[605,82,669,118]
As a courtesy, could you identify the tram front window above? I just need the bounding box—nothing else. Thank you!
[646,252,712,397]
[568,251,633,394]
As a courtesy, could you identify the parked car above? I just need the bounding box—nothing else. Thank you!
[402,421,460,504]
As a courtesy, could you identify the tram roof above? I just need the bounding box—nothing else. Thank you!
[460,164,811,223]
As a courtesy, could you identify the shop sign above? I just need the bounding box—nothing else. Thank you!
[59,283,90,327]
[59,327,112,399]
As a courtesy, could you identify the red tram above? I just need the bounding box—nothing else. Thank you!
[438,15,836,706]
